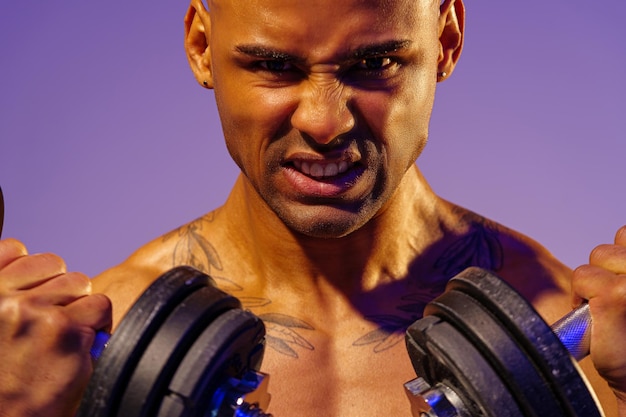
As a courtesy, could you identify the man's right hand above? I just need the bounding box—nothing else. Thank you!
[0,238,112,417]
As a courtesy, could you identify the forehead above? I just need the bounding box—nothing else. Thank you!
[208,0,434,8]
[210,0,436,20]
[209,0,439,55]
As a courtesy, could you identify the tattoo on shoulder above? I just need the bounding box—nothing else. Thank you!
[162,213,317,359]
[163,213,222,274]
[435,207,504,276]
[162,212,239,290]
[354,208,506,353]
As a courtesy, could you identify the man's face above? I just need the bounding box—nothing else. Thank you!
[207,0,442,238]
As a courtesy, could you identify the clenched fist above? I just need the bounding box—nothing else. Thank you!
[572,226,626,407]
[0,238,112,417]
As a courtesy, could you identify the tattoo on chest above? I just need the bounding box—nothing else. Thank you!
[254,313,315,358]
[164,210,504,357]
[352,289,444,353]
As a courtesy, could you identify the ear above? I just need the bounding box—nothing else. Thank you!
[437,0,465,81]
[184,0,214,88]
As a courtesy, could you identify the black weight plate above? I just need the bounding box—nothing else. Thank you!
[119,284,241,417]
[159,308,265,417]
[0,186,4,237]
[427,289,563,417]
[448,267,602,417]
[77,266,214,417]
[406,315,523,417]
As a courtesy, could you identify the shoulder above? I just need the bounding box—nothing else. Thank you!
[438,202,572,313]
[439,202,617,415]
[92,211,223,326]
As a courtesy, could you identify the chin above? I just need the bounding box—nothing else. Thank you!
[276,205,375,240]
[294,221,359,239]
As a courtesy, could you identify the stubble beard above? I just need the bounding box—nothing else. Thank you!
[259,176,388,240]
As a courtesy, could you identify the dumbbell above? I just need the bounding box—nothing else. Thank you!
[404,267,602,417]
[0,190,271,416]
[77,266,272,417]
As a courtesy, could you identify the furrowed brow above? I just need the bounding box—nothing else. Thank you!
[348,40,413,60]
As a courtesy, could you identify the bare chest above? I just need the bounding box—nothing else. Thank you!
[258,329,417,417]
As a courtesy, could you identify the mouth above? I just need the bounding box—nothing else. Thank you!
[282,154,365,198]
[291,159,354,179]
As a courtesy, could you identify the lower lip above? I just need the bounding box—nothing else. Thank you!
[282,165,364,198]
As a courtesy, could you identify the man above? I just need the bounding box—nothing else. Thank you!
[1,0,625,416]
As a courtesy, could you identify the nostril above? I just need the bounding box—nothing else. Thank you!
[290,98,354,145]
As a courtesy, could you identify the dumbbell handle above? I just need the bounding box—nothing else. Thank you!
[90,330,110,361]
[551,303,591,362]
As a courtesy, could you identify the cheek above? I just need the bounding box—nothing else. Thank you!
[217,74,297,131]
[357,76,435,164]
[214,82,296,174]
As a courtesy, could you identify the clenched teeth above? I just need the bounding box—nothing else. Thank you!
[293,160,352,178]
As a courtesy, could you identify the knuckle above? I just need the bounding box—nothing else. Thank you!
[78,293,113,330]
[612,285,626,306]
[0,296,29,327]
[616,225,626,245]
[589,244,612,264]
[572,264,593,280]
[32,252,67,273]
[0,238,28,267]
[0,296,57,339]
[571,264,601,295]
[41,308,84,345]
[588,243,626,273]
[91,293,113,313]
[42,307,68,329]
[62,271,92,293]
[0,296,72,330]
[593,284,626,320]
[0,238,28,255]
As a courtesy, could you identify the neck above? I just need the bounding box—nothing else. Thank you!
[220,165,443,293]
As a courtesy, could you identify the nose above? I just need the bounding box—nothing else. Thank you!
[290,81,355,145]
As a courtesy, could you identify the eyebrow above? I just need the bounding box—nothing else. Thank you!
[348,40,413,60]
[235,45,305,63]
[235,39,413,63]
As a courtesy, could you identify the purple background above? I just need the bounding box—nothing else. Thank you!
[1,1,624,277]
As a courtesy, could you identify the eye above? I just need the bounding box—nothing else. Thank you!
[355,57,395,71]
[258,60,295,72]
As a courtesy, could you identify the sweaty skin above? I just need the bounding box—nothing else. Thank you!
[91,1,622,416]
